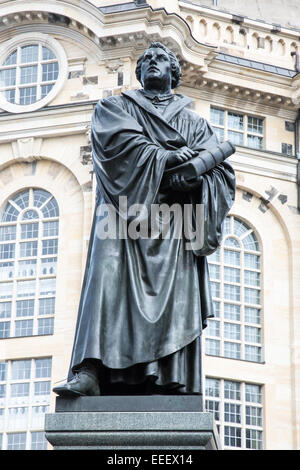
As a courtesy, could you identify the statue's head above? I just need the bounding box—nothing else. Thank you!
[135,42,181,90]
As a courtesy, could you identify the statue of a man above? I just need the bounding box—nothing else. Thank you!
[53,42,235,400]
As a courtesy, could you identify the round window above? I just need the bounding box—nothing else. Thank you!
[0,33,67,113]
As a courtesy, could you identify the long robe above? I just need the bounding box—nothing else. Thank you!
[68,90,235,393]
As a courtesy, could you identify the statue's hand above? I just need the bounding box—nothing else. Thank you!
[170,174,202,192]
[165,146,196,168]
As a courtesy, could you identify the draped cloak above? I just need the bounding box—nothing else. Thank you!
[68,90,235,393]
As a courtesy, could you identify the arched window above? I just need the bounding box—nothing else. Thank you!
[0,188,59,338]
[205,215,262,363]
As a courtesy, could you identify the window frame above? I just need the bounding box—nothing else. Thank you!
[205,215,264,363]
[0,188,59,338]
[0,33,67,113]
[205,377,264,450]
[210,106,265,150]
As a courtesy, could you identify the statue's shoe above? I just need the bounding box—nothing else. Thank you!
[53,371,101,397]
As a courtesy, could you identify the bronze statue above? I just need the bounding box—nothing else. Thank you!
[53,43,235,400]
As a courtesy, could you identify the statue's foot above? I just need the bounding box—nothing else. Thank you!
[53,371,101,397]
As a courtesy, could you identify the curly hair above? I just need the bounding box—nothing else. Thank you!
[135,42,182,89]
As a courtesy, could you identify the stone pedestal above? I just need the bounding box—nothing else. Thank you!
[45,396,221,450]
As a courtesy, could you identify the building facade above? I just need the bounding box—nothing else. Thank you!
[0,0,299,450]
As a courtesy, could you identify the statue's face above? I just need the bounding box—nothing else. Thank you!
[140,47,171,90]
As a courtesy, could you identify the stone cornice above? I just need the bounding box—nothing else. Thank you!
[0,102,96,144]
[230,146,297,183]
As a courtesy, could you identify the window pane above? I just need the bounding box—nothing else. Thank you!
[245,384,262,403]
[224,266,240,283]
[20,86,37,105]
[244,270,260,287]
[228,112,243,130]
[0,262,14,280]
[18,259,37,277]
[0,362,8,381]
[246,429,263,449]
[224,403,241,423]
[242,232,260,251]
[7,432,26,450]
[208,249,220,263]
[42,62,58,82]
[0,321,10,338]
[224,426,242,447]
[212,126,225,142]
[224,322,240,340]
[0,68,16,86]
[1,203,20,222]
[0,282,13,299]
[0,243,15,259]
[245,307,261,324]
[22,209,39,221]
[224,236,240,248]
[244,287,260,305]
[4,50,17,66]
[224,249,240,266]
[248,116,263,134]
[40,257,57,276]
[3,89,15,103]
[21,45,39,63]
[10,383,30,397]
[213,301,220,318]
[20,241,37,257]
[210,281,220,298]
[208,263,220,280]
[210,107,225,126]
[207,319,220,337]
[224,284,240,301]
[0,302,12,318]
[41,84,54,98]
[205,338,220,356]
[43,221,59,237]
[228,130,243,145]
[0,225,16,241]
[34,381,50,396]
[247,134,263,150]
[31,431,47,450]
[21,223,39,239]
[206,399,219,421]
[41,198,59,218]
[224,381,241,400]
[35,358,52,378]
[224,303,240,321]
[245,326,261,343]
[16,299,34,317]
[245,345,262,362]
[42,47,56,61]
[205,378,220,398]
[224,341,241,359]
[17,280,36,298]
[33,189,51,208]
[244,253,260,269]
[233,219,249,237]
[20,65,38,84]
[39,278,56,296]
[42,239,58,256]
[246,406,262,426]
[11,360,31,380]
[15,319,33,337]
[37,317,54,335]
[39,297,55,316]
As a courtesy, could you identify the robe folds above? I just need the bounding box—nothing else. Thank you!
[68,90,235,393]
